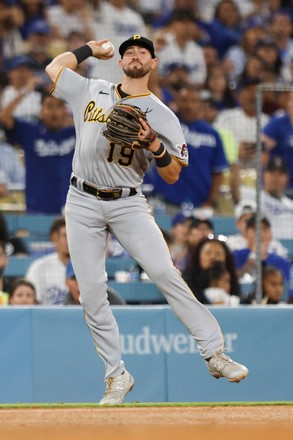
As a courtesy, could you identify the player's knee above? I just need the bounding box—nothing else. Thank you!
[148,265,180,284]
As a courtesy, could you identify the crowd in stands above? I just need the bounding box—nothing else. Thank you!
[1,0,293,306]
[2,207,292,306]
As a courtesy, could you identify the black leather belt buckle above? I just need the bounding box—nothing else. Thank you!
[71,176,136,200]
[97,188,122,200]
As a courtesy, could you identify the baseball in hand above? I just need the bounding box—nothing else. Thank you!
[101,41,114,55]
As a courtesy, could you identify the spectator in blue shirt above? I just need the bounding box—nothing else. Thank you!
[0,89,75,214]
[232,214,293,299]
[145,86,228,211]
[262,91,293,190]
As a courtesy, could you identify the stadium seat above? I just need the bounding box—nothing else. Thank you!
[212,216,238,236]
[4,256,36,277]
[4,255,137,279]
[3,213,56,240]
[108,281,166,304]
[106,257,136,278]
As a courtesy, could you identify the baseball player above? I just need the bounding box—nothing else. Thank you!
[45,35,249,405]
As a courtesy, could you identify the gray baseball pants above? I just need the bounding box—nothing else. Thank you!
[65,186,224,379]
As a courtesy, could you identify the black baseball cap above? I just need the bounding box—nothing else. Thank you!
[265,156,288,173]
[119,35,156,58]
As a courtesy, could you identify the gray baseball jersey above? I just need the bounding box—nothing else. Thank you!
[52,67,224,382]
[52,68,188,188]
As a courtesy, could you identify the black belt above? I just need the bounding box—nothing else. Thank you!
[71,176,137,200]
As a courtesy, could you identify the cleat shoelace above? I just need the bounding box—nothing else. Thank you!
[104,378,114,396]
[212,352,234,373]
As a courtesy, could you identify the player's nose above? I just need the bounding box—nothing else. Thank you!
[131,47,140,58]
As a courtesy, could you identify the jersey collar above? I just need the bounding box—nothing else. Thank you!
[115,83,152,100]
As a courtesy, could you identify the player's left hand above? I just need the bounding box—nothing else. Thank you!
[102,102,158,150]
[137,118,157,150]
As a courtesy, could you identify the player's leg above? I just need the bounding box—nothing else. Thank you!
[109,194,223,358]
[65,187,124,379]
[109,195,248,382]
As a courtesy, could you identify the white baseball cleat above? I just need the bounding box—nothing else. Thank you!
[206,351,249,383]
[99,369,135,405]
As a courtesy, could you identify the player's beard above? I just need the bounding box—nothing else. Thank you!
[123,63,150,79]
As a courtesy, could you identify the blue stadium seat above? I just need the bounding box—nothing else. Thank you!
[4,255,137,279]
[108,281,166,304]
[4,213,56,240]
[154,213,238,236]
[154,213,172,231]
[4,256,36,277]
[3,213,19,234]
[211,216,238,236]
[16,214,56,239]
[106,257,136,278]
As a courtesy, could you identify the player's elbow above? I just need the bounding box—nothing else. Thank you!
[45,62,58,82]
[45,62,53,76]
[160,170,180,184]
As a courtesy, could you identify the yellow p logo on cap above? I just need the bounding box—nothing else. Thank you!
[133,35,141,40]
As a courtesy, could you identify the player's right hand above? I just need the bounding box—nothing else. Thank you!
[86,40,114,60]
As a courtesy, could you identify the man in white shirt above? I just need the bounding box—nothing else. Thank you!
[25,217,70,305]
[157,10,207,85]
[215,80,269,157]
[90,0,147,83]
[227,198,288,258]
[215,79,269,202]
[46,0,94,41]
[1,55,41,122]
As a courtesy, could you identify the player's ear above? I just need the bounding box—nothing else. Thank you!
[151,58,158,70]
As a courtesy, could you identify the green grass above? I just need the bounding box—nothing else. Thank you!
[0,401,292,409]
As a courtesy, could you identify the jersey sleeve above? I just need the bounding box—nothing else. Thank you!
[51,68,90,112]
[153,106,188,166]
[164,115,188,166]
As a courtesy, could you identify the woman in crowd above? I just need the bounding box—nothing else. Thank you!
[183,236,240,304]
[205,64,238,110]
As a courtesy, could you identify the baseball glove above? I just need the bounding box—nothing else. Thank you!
[103,102,157,149]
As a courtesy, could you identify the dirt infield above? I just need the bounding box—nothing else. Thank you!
[0,405,293,440]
